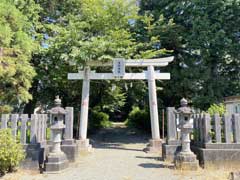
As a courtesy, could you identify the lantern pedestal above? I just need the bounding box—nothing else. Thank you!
[45,152,68,173]
[175,152,198,170]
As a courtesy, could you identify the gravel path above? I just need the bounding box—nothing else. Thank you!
[2,123,230,180]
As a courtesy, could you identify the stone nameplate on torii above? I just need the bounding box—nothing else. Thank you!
[68,56,174,153]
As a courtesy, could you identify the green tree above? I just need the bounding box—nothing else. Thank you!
[0,0,40,113]
[140,0,240,109]
[207,103,226,116]
[27,0,170,114]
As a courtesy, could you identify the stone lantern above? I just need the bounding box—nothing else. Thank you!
[45,96,69,173]
[175,98,198,170]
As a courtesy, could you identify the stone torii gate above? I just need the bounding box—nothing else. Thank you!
[68,56,174,152]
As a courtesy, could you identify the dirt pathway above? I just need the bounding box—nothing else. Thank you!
[2,123,230,180]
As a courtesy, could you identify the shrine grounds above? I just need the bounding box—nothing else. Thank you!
[1,123,231,180]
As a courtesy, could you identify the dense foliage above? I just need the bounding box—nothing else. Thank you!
[0,129,25,175]
[140,0,240,109]
[88,109,112,132]
[126,106,151,133]
[1,0,239,133]
[207,103,226,116]
[0,0,41,113]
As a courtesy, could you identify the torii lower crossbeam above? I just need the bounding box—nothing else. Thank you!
[68,72,170,80]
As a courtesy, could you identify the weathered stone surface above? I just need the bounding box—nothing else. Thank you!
[167,107,178,144]
[148,65,161,140]
[61,144,78,162]
[233,114,240,143]
[11,114,18,138]
[45,97,69,173]
[175,152,199,170]
[20,144,42,170]
[20,114,28,144]
[213,114,221,143]
[45,153,69,174]
[203,114,212,144]
[174,98,198,170]
[204,143,240,149]
[32,114,37,142]
[192,146,240,168]
[1,114,9,128]
[230,171,240,180]
[198,114,204,142]
[62,139,75,145]
[64,107,74,141]
[223,114,232,143]
[144,139,162,153]
[162,143,181,162]
[76,139,93,153]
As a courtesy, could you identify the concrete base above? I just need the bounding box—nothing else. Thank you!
[20,144,42,170]
[45,152,69,173]
[162,143,181,162]
[144,139,162,153]
[175,152,199,170]
[76,139,93,154]
[192,146,240,169]
[230,171,240,180]
[61,143,78,162]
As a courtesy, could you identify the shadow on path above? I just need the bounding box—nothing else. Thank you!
[89,122,150,151]
[138,163,175,169]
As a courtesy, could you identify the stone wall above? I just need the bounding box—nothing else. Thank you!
[0,107,77,170]
[192,113,240,168]
[163,107,240,168]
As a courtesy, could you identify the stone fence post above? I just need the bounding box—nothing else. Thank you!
[1,114,9,129]
[30,114,38,144]
[20,114,28,144]
[63,107,74,144]
[213,114,221,143]
[232,114,240,143]
[223,114,232,143]
[11,114,18,138]
[167,107,178,144]
[203,113,212,144]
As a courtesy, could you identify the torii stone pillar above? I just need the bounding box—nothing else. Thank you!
[144,65,162,153]
[76,67,92,152]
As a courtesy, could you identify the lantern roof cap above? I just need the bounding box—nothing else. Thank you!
[180,98,188,106]
[178,98,193,114]
[49,96,66,115]
[54,95,61,106]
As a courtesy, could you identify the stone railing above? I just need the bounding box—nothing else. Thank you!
[0,114,48,144]
[165,108,240,148]
[193,113,240,148]
[162,107,180,161]
[166,107,180,145]
[163,106,240,168]
[0,107,74,145]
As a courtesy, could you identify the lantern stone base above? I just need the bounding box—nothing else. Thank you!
[62,139,75,145]
[175,152,199,170]
[76,139,93,154]
[45,152,69,173]
[144,139,162,153]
